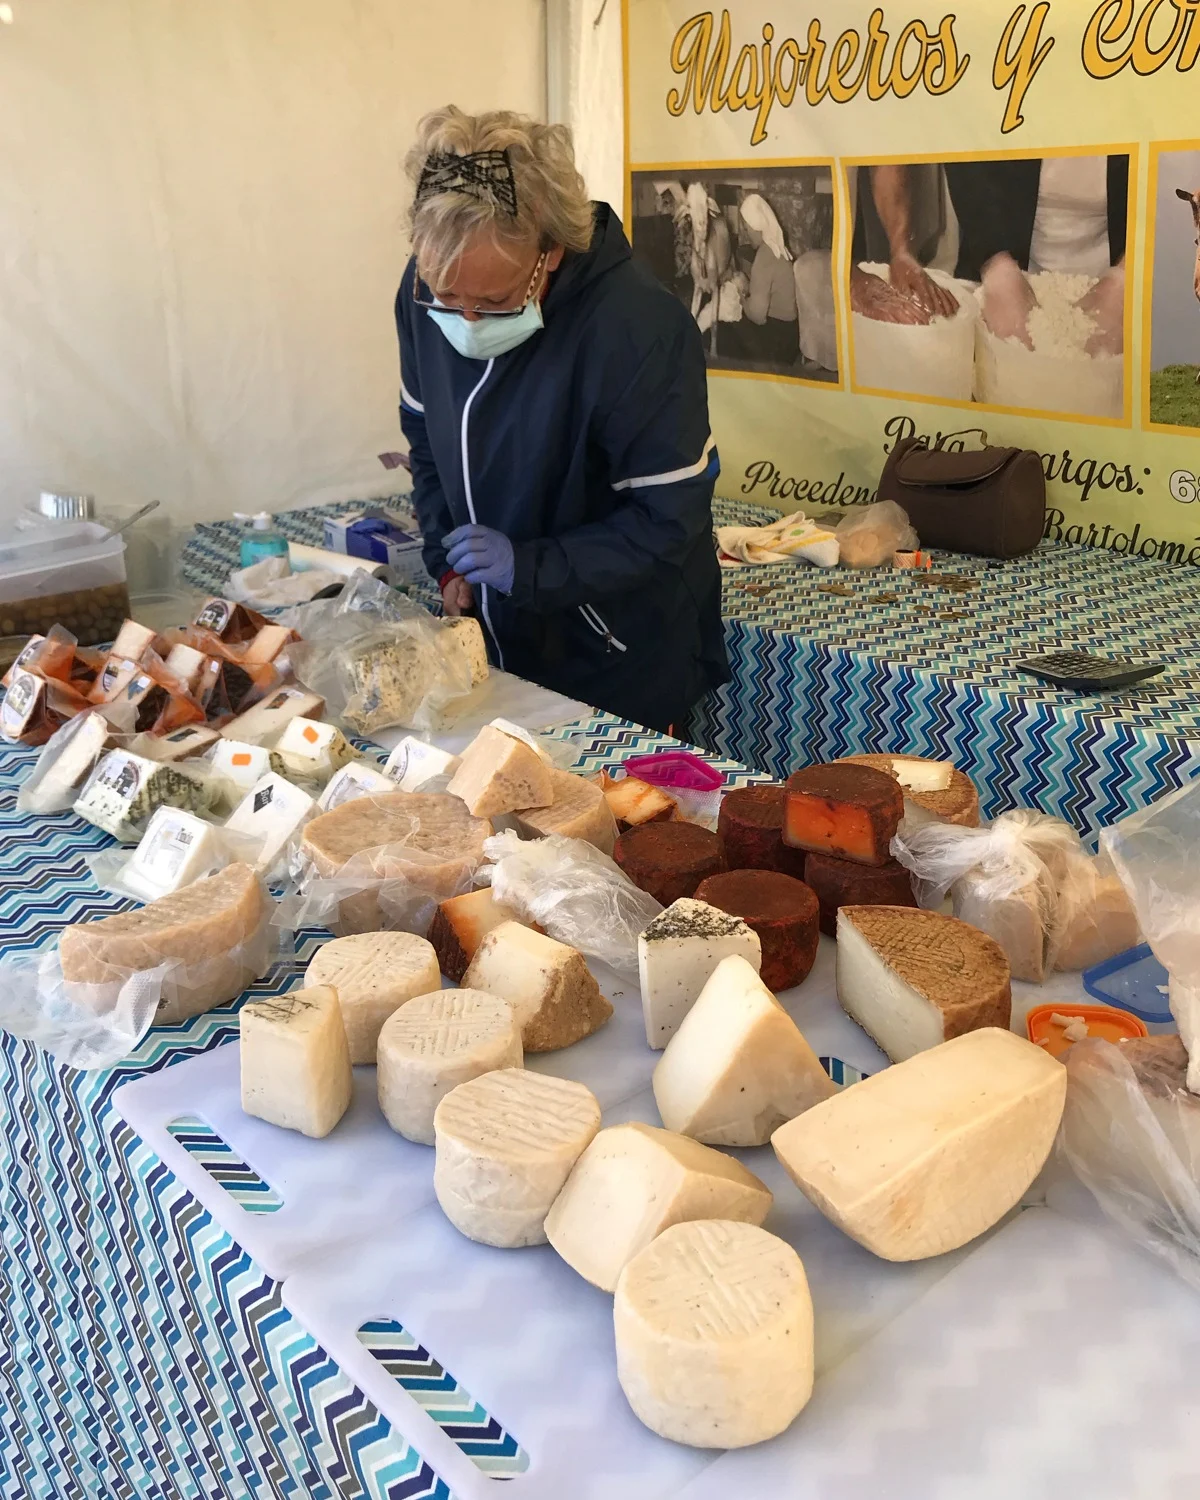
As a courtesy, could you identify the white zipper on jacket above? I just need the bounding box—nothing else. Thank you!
[459,359,504,670]
[579,603,628,652]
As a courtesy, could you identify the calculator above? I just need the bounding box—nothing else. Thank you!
[1014,650,1165,691]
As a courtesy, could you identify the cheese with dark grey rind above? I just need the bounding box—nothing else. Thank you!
[614,822,726,907]
[74,749,212,842]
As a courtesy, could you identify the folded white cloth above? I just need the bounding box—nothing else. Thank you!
[716,512,840,569]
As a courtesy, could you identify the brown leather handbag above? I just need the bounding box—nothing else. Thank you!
[876,437,1046,559]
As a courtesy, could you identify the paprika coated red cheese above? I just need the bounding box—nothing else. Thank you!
[614,822,726,908]
[717,784,808,879]
[693,869,819,992]
[804,851,918,938]
[783,764,903,867]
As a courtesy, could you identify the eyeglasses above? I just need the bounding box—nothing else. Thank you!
[412,251,549,319]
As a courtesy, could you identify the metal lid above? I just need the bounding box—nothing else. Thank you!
[38,491,95,520]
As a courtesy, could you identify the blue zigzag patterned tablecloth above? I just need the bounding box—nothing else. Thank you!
[0,717,761,1499]
[697,498,1200,841]
[181,495,1200,840]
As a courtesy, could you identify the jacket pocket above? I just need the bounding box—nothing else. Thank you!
[577,604,628,653]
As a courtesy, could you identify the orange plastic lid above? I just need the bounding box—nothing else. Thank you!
[1026,1002,1147,1060]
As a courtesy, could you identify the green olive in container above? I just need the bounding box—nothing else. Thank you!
[0,521,131,649]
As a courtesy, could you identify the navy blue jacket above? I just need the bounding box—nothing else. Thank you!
[395,203,729,732]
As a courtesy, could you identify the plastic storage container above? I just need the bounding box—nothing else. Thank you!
[0,521,129,646]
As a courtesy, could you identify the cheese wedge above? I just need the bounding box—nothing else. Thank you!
[318,760,396,812]
[162,643,209,695]
[837,752,980,829]
[545,1122,772,1292]
[19,710,113,813]
[122,808,231,902]
[601,773,676,830]
[652,954,835,1146]
[240,984,353,1138]
[614,1220,813,1448]
[209,739,284,802]
[301,792,491,933]
[772,1027,1066,1260]
[511,768,618,855]
[434,1069,601,1246]
[225,773,318,874]
[111,619,162,661]
[428,888,530,982]
[377,989,522,1144]
[384,736,461,792]
[447,725,554,819]
[836,905,1011,1062]
[143,724,221,763]
[638,898,763,1049]
[59,863,268,1022]
[440,616,489,686]
[242,624,296,665]
[221,687,325,746]
[74,750,212,842]
[462,921,613,1052]
[273,717,357,787]
[304,930,441,1064]
[952,870,1048,984]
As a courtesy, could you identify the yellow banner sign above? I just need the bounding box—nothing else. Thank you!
[625,0,1200,562]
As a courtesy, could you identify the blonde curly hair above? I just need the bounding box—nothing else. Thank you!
[406,106,595,288]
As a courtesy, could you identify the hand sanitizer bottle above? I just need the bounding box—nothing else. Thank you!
[234,512,290,567]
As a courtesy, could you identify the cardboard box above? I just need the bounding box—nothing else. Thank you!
[323,509,425,587]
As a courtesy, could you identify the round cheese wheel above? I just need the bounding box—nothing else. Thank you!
[377,989,522,1144]
[717,784,808,879]
[614,822,726,907]
[804,851,917,938]
[614,1219,814,1448]
[433,1069,601,1247]
[305,930,441,1064]
[694,869,819,991]
[836,753,980,828]
[783,763,904,867]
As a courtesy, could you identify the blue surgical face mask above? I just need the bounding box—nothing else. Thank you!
[427,296,544,360]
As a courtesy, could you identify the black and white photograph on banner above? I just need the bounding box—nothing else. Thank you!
[847,153,1130,420]
[629,166,838,381]
[1149,146,1200,430]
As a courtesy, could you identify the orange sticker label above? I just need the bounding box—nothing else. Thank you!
[303,725,319,743]
[232,753,252,766]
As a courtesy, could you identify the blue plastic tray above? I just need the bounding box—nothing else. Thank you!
[1083,944,1173,1024]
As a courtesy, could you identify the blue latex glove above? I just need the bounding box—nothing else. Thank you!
[442,524,515,594]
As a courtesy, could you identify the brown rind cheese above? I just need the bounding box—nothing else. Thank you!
[694,869,820,992]
[717,784,808,879]
[614,822,726,907]
[783,763,903,867]
[836,753,980,828]
[429,888,534,982]
[804,851,917,937]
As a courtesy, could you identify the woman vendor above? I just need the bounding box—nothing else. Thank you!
[395,105,729,735]
[736,193,800,369]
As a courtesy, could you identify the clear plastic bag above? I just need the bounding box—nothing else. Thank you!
[1101,778,1200,987]
[85,814,263,904]
[288,570,472,736]
[1060,1036,1200,1293]
[0,950,172,1070]
[480,829,663,979]
[16,708,126,814]
[835,501,918,568]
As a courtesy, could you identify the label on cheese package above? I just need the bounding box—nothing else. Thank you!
[384,736,460,792]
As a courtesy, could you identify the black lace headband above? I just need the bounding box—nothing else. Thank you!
[415,149,519,217]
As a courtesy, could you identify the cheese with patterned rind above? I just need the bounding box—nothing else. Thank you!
[59,862,269,1022]
[614,1220,813,1448]
[304,931,441,1064]
[771,1027,1066,1260]
[637,898,762,1049]
[614,822,726,907]
[652,954,835,1146]
[804,850,917,937]
[447,725,554,819]
[545,1121,772,1292]
[461,921,612,1052]
[836,753,980,829]
[693,868,819,992]
[717,783,807,878]
[377,989,522,1144]
[836,905,1012,1062]
[240,984,353,1139]
[433,1069,600,1246]
[511,768,618,854]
